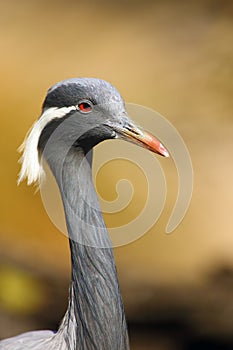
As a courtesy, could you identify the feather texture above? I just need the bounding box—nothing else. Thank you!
[18,106,76,185]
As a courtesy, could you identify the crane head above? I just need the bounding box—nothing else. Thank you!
[18,78,169,185]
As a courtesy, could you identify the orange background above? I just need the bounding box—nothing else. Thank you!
[0,1,233,349]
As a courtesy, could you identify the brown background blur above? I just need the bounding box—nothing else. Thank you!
[0,0,233,349]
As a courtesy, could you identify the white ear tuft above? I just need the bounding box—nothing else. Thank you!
[18,106,76,186]
[18,120,45,186]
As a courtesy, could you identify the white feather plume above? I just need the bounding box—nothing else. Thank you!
[18,106,76,185]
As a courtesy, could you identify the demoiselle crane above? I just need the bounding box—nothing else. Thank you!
[0,78,169,349]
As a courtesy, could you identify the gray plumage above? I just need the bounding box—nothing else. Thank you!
[0,78,168,350]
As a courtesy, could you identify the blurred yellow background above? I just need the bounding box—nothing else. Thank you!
[0,0,233,349]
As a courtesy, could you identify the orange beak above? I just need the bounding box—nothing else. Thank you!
[117,123,169,157]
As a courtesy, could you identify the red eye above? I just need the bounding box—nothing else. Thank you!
[78,101,92,113]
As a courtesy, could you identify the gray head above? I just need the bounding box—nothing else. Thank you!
[39,78,127,156]
[43,78,124,110]
[18,78,169,185]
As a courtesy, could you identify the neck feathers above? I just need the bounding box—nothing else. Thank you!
[46,147,129,349]
[67,241,129,349]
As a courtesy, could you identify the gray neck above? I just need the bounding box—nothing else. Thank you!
[45,146,129,350]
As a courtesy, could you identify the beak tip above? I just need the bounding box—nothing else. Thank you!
[163,150,170,158]
[159,143,170,158]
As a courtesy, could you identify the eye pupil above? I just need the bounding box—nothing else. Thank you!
[78,102,92,112]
